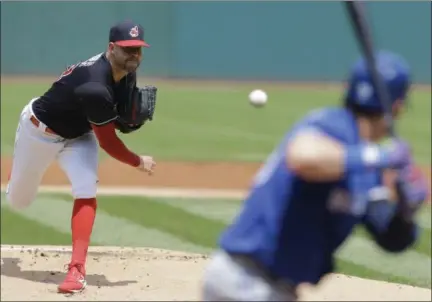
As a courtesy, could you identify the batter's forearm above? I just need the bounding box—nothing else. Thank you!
[287,132,402,182]
[91,123,141,167]
[286,132,345,181]
[289,160,344,182]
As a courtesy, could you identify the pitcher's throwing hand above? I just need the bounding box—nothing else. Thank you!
[137,156,156,175]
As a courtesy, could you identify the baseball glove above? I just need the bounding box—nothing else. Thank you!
[115,85,157,134]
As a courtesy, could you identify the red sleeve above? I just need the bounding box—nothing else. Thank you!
[91,122,141,167]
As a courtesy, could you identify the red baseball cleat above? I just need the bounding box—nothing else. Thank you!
[58,263,87,294]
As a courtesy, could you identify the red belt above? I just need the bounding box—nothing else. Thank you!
[30,115,57,135]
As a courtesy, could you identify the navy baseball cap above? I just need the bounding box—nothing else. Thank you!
[109,20,150,47]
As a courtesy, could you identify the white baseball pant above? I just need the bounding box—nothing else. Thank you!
[6,98,99,209]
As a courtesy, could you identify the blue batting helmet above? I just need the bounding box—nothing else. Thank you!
[345,50,411,112]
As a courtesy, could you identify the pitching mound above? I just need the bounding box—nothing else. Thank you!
[1,245,208,301]
[1,245,430,301]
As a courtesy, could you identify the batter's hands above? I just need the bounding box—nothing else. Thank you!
[381,138,412,169]
[397,164,429,208]
[137,155,156,175]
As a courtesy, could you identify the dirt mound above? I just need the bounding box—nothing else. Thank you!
[1,245,208,301]
[1,245,430,301]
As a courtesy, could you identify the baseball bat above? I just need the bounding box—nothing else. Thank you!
[344,1,396,134]
[343,1,411,219]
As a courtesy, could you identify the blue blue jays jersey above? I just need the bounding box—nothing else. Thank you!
[219,107,388,285]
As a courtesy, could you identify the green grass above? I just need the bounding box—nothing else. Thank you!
[1,192,431,288]
[336,259,417,287]
[1,207,72,245]
[1,80,430,163]
[99,195,226,247]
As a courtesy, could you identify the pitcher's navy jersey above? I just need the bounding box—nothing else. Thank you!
[32,52,136,139]
[219,107,389,285]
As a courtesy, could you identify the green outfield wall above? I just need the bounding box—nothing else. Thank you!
[1,1,430,83]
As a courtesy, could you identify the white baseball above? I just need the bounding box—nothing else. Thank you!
[248,89,268,107]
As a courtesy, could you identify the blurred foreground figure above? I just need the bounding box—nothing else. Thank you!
[201,50,429,301]
[6,20,158,294]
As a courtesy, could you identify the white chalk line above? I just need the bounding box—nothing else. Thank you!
[0,184,246,200]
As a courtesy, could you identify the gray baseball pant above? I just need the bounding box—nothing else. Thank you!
[201,250,298,301]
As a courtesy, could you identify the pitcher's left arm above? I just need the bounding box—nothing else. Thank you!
[115,72,158,134]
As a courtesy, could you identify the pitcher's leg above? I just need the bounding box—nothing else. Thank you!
[6,102,64,209]
[58,132,99,200]
[57,132,99,294]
